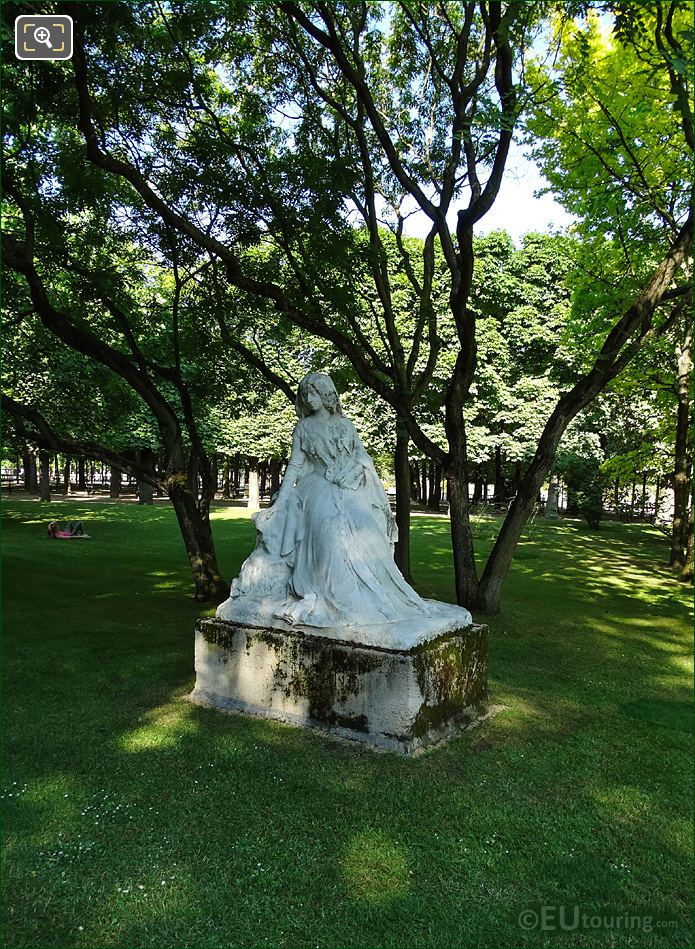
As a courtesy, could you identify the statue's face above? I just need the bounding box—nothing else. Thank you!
[305,383,323,412]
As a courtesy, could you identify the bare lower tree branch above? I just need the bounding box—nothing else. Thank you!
[67,10,406,413]
[2,394,160,487]
[656,0,695,151]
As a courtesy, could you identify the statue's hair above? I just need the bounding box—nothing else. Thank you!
[295,372,343,418]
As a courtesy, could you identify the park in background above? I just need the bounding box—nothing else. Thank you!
[2,1,692,605]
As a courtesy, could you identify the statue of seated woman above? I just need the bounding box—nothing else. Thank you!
[216,372,472,649]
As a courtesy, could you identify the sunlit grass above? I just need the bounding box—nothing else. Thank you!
[341,830,411,904]
[119,703,200,753]
[2,499,692,947]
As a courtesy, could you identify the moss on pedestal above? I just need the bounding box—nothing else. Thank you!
[409,626,488,739]
[195,618,488,752]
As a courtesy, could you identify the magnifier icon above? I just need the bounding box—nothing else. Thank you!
[34,26,53,49]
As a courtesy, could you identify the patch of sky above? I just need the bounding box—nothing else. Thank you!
[169,3,582,246]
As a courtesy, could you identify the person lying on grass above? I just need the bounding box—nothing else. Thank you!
[47,520,90,539]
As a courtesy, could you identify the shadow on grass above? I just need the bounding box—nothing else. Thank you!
[2,501,692,948]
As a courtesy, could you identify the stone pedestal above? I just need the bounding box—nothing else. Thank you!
[190,619,488,754]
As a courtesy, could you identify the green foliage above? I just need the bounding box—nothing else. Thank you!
[1,315,160,453]
[464,231,575,473]
[211,390,295,459]
[3,0,690,607]
[557,453,607,528]
[525,1,691,355]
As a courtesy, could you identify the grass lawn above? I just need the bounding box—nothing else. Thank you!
[2,499,692,948]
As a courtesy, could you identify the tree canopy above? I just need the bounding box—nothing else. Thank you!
[2,0,692,603]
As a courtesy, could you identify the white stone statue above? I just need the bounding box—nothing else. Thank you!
[216,372,472,649]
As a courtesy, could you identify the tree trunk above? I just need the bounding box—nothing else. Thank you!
[77,457,86,490]
[64,457,72,495]
[138,480,154,504]
[680,491,693,583]
[54,453,61,489]
[21,450,30,491]
[197,451,217,521]
[247,458,260,510]
[427,461,442,510]
[269,457,281,499]
[259,463,267,500]
[426,460,436,509]
[671,321,693,565]
[447,464,479,607]
[613,479,620,517]
[471,474,483,505]
[394,419,412,582]
[110,466,121,499]
[211,456,219,500]
[566,481,579,516]
[22,450,37,492]
[39,450,51,502]
[188,455,199,502]
[654,475,661,520]
[138,449,155,504]
[640,472,647,518]
[29,452,37,492]
[493,446,504,505]
[222,459,231,499]
[168,481,228,601]
[478,478,540,613]
[444,400,479,607]
[409,462,420,501]
[156,453,165,496]
[630,478,637,520]
[545,478,559,519]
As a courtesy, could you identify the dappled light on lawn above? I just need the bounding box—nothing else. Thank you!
[341,830,411,905]
[2,501,692,947]
[119,702,200,753]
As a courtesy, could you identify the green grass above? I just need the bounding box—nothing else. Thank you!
[2,499,693,948]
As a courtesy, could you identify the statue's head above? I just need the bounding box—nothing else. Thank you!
[295,372,343,418]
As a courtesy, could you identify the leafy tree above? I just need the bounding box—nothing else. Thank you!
[526,0,693,572]
[3,1,691,612]
[17,0,527,609]
[1,174,235,597]
[555,438,606,528]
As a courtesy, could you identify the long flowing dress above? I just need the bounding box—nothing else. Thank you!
[216,413,472,648]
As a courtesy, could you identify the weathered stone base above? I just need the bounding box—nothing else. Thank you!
[190,618,488,754]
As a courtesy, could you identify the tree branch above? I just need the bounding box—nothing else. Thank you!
[68,12,403,409]
[2,394,160,487]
